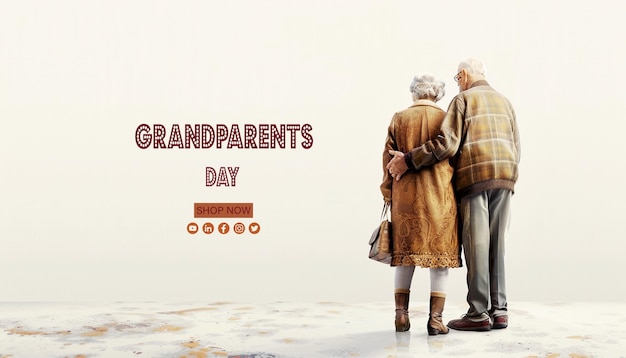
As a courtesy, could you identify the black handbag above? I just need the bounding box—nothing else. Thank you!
[368,203,392,264]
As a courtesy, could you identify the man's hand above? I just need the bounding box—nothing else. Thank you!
[386,150,408,181]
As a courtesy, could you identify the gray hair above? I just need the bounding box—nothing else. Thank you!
[409,73,445,102]
[458,57,486,76]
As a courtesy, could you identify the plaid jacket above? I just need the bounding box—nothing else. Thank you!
[405,80,521,198]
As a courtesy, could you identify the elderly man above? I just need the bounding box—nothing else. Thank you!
[386,58,520,331]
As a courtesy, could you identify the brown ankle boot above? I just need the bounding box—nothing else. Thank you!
[427,292,449,335]
[394,289,410,332]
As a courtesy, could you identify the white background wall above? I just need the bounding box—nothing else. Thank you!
[1,0,624,303]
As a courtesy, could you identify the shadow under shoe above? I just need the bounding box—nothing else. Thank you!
[394,289,410,332]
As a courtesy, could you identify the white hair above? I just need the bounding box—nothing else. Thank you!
[458,57,486,76]
[409,73,446,102]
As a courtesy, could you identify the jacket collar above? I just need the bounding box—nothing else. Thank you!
[409,99,442,109]
[469,80,490,89]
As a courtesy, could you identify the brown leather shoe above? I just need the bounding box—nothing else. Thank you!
[447,316,491,332]
[427,293,448,335]
[491,315,508,329]
[394,289,411,332]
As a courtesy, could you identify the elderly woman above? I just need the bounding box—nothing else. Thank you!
[380,73,461,335]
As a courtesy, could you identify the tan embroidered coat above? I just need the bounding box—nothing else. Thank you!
[380,100,461,268]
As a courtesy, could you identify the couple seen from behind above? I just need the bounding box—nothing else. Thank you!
[380,57,521,335]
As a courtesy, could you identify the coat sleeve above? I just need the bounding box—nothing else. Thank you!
[379,114,396,202]
[511,106,521,164]
[407,97,463,170]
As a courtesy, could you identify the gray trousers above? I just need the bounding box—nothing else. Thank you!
[459,189,511,320]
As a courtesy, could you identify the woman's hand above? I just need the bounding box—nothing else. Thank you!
[386,150,408,181]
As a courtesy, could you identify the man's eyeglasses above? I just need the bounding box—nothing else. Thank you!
[454,72,462,83]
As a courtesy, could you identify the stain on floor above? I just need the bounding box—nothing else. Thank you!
[0,301,623,357]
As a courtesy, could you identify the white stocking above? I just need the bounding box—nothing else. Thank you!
[394,266,416,290]
[429,267,449,294]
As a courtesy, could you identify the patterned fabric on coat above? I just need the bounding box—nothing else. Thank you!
[380,100,461,268]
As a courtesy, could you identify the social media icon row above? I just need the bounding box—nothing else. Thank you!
[187,222,261,235]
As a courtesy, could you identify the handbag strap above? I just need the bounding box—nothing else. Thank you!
[381,202,390,221]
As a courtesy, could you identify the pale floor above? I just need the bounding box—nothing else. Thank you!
[0,301,624,358]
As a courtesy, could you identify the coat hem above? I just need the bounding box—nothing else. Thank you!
[391,255,462,268]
